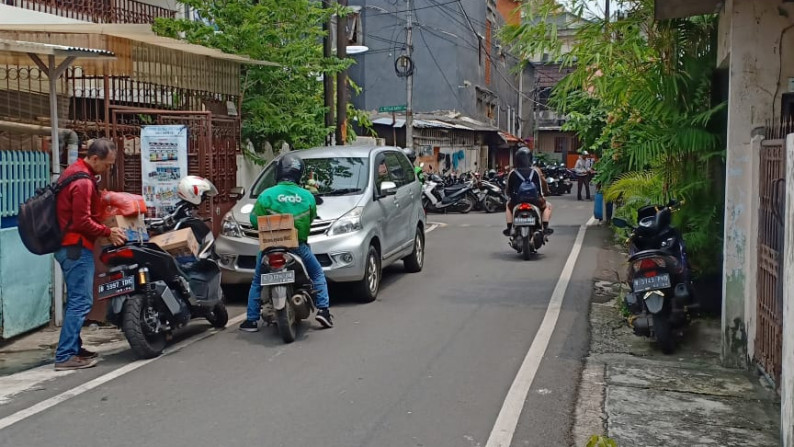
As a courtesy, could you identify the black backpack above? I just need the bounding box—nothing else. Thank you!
[18,172,93,255]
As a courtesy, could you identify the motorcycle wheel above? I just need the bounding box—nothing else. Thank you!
[205,299,229,328]
[276,287,297,343]
[652,314,675,354]
[422,197,431,212]
[458,194,475,214]
[521,236,532,261]
[122,294,167,359]
[483,196,499,213]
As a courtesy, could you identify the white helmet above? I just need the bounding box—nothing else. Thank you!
[177,175,218,205]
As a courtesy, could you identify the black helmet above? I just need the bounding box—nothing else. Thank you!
[515,146,533,169]
[402,148,417,163]
[276,153,305,184]
[488,169,497,179]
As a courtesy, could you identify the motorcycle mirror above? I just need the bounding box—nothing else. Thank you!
[612,218,630,229]
[667,198,679,207]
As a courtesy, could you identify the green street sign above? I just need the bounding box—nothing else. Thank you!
[378,104,407,113]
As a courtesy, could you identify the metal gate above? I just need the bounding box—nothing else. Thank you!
[756,138,786,385]
[109,107,239,235]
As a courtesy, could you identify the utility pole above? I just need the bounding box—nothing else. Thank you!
[405,0,414,150]
[605,0,610,26]
[323,0,334,145]
[336,0,348,145]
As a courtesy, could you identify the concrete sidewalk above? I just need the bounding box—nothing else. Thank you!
[573,242,780,447]
[0,322,127,376]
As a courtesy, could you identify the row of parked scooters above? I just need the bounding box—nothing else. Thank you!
[421,161,577,214]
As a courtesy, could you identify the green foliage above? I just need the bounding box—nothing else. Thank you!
[586,435,618,447]
[154,0,363,149]
[501,0,726,275]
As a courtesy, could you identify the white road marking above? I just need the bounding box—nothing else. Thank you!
[0,312,247,431]
[0,367,75,405]
[484,216,595,447]
[426,222,446,233]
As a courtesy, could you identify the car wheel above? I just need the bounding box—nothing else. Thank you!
[355,245,381,303]
[403,228,425,273]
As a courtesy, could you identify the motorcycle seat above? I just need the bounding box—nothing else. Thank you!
[444,184,466,193]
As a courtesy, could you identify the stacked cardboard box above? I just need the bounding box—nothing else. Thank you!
[258,214,298,250]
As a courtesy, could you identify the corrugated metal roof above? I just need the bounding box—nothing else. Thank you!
[370,111,498,132]
[0,24,277,66]
[0,38,115,58]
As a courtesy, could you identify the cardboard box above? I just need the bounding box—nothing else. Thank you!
[99,214,149,246]
[149,228,199,262]
[258,214,298,250]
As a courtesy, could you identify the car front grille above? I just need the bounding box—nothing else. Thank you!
[241,219,333,238]
[315,253,332,267]
[310,219,333,236]
[237,255,257,270]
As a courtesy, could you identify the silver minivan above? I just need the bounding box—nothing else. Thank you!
[216,146,426,302]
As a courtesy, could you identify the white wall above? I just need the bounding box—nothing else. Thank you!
[0,5,86,24]
[783,135,794,447]
[720,0,794,368]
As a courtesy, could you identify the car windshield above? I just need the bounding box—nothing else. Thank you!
[250,157,369,198]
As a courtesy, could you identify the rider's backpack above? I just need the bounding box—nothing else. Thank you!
[18,172,93,255]
[514,169,539,202]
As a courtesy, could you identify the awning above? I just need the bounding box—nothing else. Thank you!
[498,131,522,144]
[0,23,277,67]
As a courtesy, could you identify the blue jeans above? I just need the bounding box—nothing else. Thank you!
[246,243,330,322]
[54,247,95,363]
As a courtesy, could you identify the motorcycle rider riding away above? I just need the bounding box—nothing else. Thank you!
[503,147,554,237]
[239,154,333,331]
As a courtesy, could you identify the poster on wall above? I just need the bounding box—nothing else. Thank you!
[140,125,188,217]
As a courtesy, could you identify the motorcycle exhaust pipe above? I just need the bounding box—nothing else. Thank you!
[291,292,312,320]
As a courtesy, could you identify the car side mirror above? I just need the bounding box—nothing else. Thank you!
[379,181,398,197]
[612,218,630,229]
[230,186,245,200]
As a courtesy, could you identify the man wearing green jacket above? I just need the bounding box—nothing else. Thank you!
[239,154,333,331]
[403,148,424,184]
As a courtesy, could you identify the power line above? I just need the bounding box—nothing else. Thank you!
[363,0,459,18]
[417,27,467,114]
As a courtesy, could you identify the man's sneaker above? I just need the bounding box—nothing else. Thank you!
[238,320,259,332]
[54,356,98,371]
[315,308,334,328]
[544,228,554,235]
[78,348,98,359]
[502,228,511,237]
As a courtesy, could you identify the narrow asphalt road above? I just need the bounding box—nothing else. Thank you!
[0,195,601,447]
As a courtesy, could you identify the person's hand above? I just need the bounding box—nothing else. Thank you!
[109,227,127,246]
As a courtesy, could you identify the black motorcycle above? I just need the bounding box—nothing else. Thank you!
[422,173,477,213]
[257,246,316,343]
[508,201,546,260]
[98,200,228,359]
[613,200,694,353]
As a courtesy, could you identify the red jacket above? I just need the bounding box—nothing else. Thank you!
[56,159,111,250]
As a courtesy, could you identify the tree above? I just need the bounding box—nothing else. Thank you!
[502,0,726,274]
[154,0,371,151]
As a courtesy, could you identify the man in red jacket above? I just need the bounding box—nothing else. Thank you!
[54,138,126,371]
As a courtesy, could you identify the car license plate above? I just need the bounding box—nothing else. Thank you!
[514,216,536,226]
[261,271,295,286]
[98,276,135,300]
[633,274,671,293]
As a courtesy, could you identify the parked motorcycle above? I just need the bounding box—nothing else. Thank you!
[258,246,317,343]
[422,174,477,213]
[508,201,547,260]
[98,196,228,359]
[475,180,508,213]
[613,200,694,354]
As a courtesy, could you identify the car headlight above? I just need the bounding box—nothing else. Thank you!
[328,207,364,236]
[221,213,243,238]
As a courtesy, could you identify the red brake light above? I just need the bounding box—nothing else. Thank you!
[267,253,286,269]
[518,203,532,210]
[100,247,134,264]
[639,259,656,270]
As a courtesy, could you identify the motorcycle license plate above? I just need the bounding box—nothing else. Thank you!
[261,271,295,286]
[633,274,671,293]
[98,276,135,300]
[514,216,536,226]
